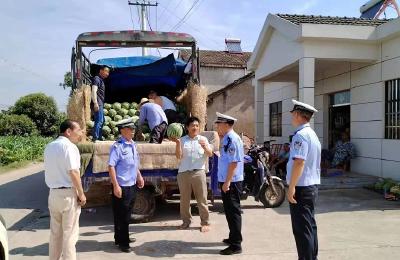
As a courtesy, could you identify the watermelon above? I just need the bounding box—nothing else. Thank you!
[113,102,122,110]
[122,102,130,110]
[102,126,112,135]
[108,134,115,141]
[104,103,112,110]
[144,133,150,141]
[128,109,136,116]
[86,120,94,129]
[167,123,184,139]
[142,124,150,133]
[130,102,138,109]
[108,109,117,117]
[114,115,123,122]
[104,116,112,122]
[120,108,129,116]
[113,127,119,133]
[123,115,130,119]
[131,116,139,122]
[103,108,109,116]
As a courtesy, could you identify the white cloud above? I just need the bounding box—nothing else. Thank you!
[291,0,319,14]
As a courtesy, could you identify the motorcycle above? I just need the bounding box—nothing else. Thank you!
[241,144,286,208]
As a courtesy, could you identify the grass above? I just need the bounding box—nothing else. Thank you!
[0,136,52,169]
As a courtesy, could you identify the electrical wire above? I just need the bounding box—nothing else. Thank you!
[170,0,202,31]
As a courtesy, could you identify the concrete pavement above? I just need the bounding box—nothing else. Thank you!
[0,165,399,259]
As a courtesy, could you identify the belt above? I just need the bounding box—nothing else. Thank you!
[52,187,72,189]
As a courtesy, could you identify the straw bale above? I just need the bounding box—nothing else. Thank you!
[67,84,92,142]
[187,83,207,131]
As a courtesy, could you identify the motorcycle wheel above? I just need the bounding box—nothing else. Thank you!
[259,179,285,208]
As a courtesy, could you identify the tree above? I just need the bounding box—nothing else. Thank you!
[60,71,73,89]
[12,93,60,136]
[0,114,38,136]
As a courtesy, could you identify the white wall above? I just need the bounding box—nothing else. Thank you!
[200,67,246,94]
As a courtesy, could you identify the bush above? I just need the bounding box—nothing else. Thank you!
[0,136,52,165]
[0,114,38,136]
[12,93,60,136]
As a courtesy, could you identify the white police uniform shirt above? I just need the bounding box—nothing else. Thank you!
[286,123,321,187]
[44,136,81,189]
[218,130,244,182]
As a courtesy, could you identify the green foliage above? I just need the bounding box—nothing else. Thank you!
[0,136,52,165]
[12,93,60,136]
[0,114,38,136]
[61,71,73,89]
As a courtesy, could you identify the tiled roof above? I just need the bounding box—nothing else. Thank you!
[276,14,390,26]
[208,72,255,98]
[179,50,252,68]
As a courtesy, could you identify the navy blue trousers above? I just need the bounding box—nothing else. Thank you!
[289,185,318,260]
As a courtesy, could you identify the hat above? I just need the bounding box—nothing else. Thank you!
[139,97,149,107]
[214,112,237,124]
[290,100,318,114]
[115,118,136,129]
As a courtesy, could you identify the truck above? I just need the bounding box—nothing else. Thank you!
[68,30,220,222]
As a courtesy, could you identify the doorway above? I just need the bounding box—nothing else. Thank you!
[329,91,351,149]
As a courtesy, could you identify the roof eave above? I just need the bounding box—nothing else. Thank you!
[248,14,301,71]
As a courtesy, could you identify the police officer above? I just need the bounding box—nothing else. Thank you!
[214,112,244,255]
[108,118,145,253]
[287,100,321,260]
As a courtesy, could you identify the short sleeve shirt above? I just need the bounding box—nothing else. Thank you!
[92,75,105,106]
[44,136,81,188]
[217,130,244,182]
[286,123,321,186]
[178,135,210,173]
[108,137,140,187]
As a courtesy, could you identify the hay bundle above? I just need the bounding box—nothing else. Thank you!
[182,82,207,131]
[67,84,91,142]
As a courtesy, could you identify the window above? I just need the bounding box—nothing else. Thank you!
[269,101,282,137]
[385,79,400,139]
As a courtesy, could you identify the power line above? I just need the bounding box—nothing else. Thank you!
[129,5,135,29]
[170,0,202,31]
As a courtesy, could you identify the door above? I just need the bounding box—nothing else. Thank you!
[328,91,351,149]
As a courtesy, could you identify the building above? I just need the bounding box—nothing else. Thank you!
[248,14,400,179]
[206,72,255,137]
[179,39,252,94]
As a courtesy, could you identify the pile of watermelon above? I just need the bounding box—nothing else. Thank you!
[86,102,151,141]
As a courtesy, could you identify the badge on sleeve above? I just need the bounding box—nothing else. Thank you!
[294,141,302,151]
[228,146,236,155]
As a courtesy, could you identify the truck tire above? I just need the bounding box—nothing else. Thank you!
[130,189,156,223]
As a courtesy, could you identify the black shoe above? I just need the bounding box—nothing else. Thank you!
[115,237,136,246]
[219,246,242,255]
[222,238,232,245]
[119,245,132,253]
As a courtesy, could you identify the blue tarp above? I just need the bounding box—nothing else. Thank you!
[93,54,188,103]
[97,55,187,68]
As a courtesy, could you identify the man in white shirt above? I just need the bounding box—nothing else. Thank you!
[172,117,213,232]
[44,120,86,260]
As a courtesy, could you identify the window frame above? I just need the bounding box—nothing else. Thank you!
[385,78,400,140]
[269,101,282,137]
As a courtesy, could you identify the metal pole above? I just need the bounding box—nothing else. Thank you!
[141,4,148,56]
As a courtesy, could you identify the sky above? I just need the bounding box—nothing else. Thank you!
[1,0,398,111]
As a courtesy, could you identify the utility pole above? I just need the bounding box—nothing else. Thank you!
[128,1,158,56]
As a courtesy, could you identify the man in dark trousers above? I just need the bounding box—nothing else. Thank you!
[91,65,110,141]
[287,100,321,260]
[138,98,168,143]
[214,112,244,255]
[108,118,144,253]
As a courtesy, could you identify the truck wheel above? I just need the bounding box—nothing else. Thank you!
[130,189,156,223]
